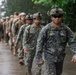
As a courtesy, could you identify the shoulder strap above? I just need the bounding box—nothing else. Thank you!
[43,24,51,43]
[28,25,31,37]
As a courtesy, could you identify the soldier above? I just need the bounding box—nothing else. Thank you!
[0,19,4,41]
[36,7,76,75]
[25,14,33,25]
[19,12,26,25]
[11,12,20,55]
[23,12,43,75]
[13,12,26,56]
[15,14,33,65]
[12,12,19,37]
[2,17,6,41]
[9,15,14,50]
[5,16,10,45]
[14,12,26,36]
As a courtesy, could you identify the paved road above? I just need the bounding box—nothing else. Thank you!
[0,42,76,75]
[0,42,26,75]
[62,47,76,75]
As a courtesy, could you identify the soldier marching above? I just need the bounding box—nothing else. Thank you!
[0,7,76,75]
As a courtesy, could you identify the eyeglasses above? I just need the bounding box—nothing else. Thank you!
[52,15,63,18]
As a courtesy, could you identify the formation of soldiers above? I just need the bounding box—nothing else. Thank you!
[0,11,44,75]
[0,7,76,75]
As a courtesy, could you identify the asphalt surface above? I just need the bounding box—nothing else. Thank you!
[0,41,76,75]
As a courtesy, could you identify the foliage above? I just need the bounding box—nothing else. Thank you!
[4,0,76,31]
[32,0,76,31]
[5,0,35,15]
[5,0,51,21]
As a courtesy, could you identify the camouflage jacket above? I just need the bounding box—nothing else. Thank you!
[23,23,43,50]
[9,19,13,33]
[36,22,76,62]
[15,24,28,45]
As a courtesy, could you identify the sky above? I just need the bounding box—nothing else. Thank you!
[0,0,4,5]
[0,0,5,16]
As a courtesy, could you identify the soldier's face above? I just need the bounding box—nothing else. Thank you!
[6,18,9,21]
[51,14,63,25]
[21,15,25,20]
[33,19,41,25]
[26,19,33,24]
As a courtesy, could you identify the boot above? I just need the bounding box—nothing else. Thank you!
[26,69,32,75]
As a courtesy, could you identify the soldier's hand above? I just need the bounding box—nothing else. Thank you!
[8,32,11,36]
[12,38,15,43]
[38,60,44,65]
[6,31,8,34]
[24,48,28,54]
[14,45,17,49]
[71,58,76,63]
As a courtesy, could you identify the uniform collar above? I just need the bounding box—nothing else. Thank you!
[26,23,32,26]
[32,23,41,28]
[51,22,64,30]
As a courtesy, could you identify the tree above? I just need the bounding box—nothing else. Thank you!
[5,0,35,15]
[32,0,76,31]
[5,0,51,21]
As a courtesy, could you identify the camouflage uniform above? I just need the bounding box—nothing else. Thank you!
[5,17,10,44]
[15,24,29,59]
[15,13,26,36]
[12,18,19,38]
[23,22,43,75]
[11,18,19,54]
[36,8,76,75]
[12,12,25,55]
[2,18,6,41]
[0,21,3,41]
[9,15,14,50]
[16,14,32,60]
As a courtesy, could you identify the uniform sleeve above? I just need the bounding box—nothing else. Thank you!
[9,21,12,32]
[36,28,46,62]
[67,27,76,55]
[15,26,23,45]
[23,26,30,49]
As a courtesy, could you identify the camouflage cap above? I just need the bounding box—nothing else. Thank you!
[10,15,14,18]
[33,12,42,20]
[25,14,33,20]
[50,7,65,16]
[6,16,9,19]
[14,12,19,16]
[19,12,26,16]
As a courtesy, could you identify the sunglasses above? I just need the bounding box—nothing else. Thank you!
[52,15,63,18]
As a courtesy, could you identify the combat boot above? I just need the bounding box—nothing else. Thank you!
[26,71,32,75]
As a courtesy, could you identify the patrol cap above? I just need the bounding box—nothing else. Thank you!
[6,16,9,19]
[19,12,26,16]
[50,7,65,16]
[14,12,19,16]
[33,12,42,20]
[25,14,33,20]
[10,15,13,18]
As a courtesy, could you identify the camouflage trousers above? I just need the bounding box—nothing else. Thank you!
[12,35,18,55]
[24,50,35,70]
[6,33,9,43]
[45,59,63,75]
[18,48,24,59]
[0,32,3,41]
[9,34,13,50]
[35,64,42,75]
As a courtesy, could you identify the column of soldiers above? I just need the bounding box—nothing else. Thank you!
[0,11,43,75]
[0,7,76,75]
